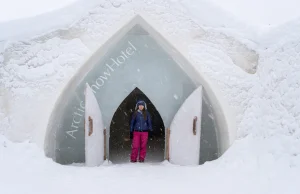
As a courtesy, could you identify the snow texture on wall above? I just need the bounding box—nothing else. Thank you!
[0,0,252,147]
[0,0,299,168]
[0,1,299,193]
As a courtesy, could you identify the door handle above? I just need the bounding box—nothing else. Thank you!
[104,128,107,160]
[193,116,197,135]
[88,116,93,136]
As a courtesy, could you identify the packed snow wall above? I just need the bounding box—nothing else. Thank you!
[0,2,246,165]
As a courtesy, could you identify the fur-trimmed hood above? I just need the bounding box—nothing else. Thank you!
[135,100,147,110]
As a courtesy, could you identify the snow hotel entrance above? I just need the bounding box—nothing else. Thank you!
[44,15,236,166]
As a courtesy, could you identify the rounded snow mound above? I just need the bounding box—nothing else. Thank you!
[0,1,300,193]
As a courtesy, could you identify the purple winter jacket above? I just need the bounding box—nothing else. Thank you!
[130,110,152,132]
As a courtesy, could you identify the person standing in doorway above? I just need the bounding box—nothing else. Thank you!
[130,100,153,163]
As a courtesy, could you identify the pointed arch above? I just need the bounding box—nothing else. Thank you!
[109,87,165,163]
[44,14,236,164]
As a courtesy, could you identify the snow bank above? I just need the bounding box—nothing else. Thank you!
[0,0,103,41]
[0,133,299,194]
[0,0,78,22]
[208,0,300,27]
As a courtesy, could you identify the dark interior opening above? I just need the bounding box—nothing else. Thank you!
[109,87,165,163]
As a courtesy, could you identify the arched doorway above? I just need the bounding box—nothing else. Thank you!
[44,15,235,165]
[109,87,165,163]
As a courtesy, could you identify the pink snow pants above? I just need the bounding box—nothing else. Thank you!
[130,131,148,161]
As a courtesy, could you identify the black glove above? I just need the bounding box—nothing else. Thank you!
[130,132,133,140]
[148,130,153,140]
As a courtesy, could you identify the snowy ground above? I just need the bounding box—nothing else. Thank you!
[1,0,300,194]
[0,134,299,194]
